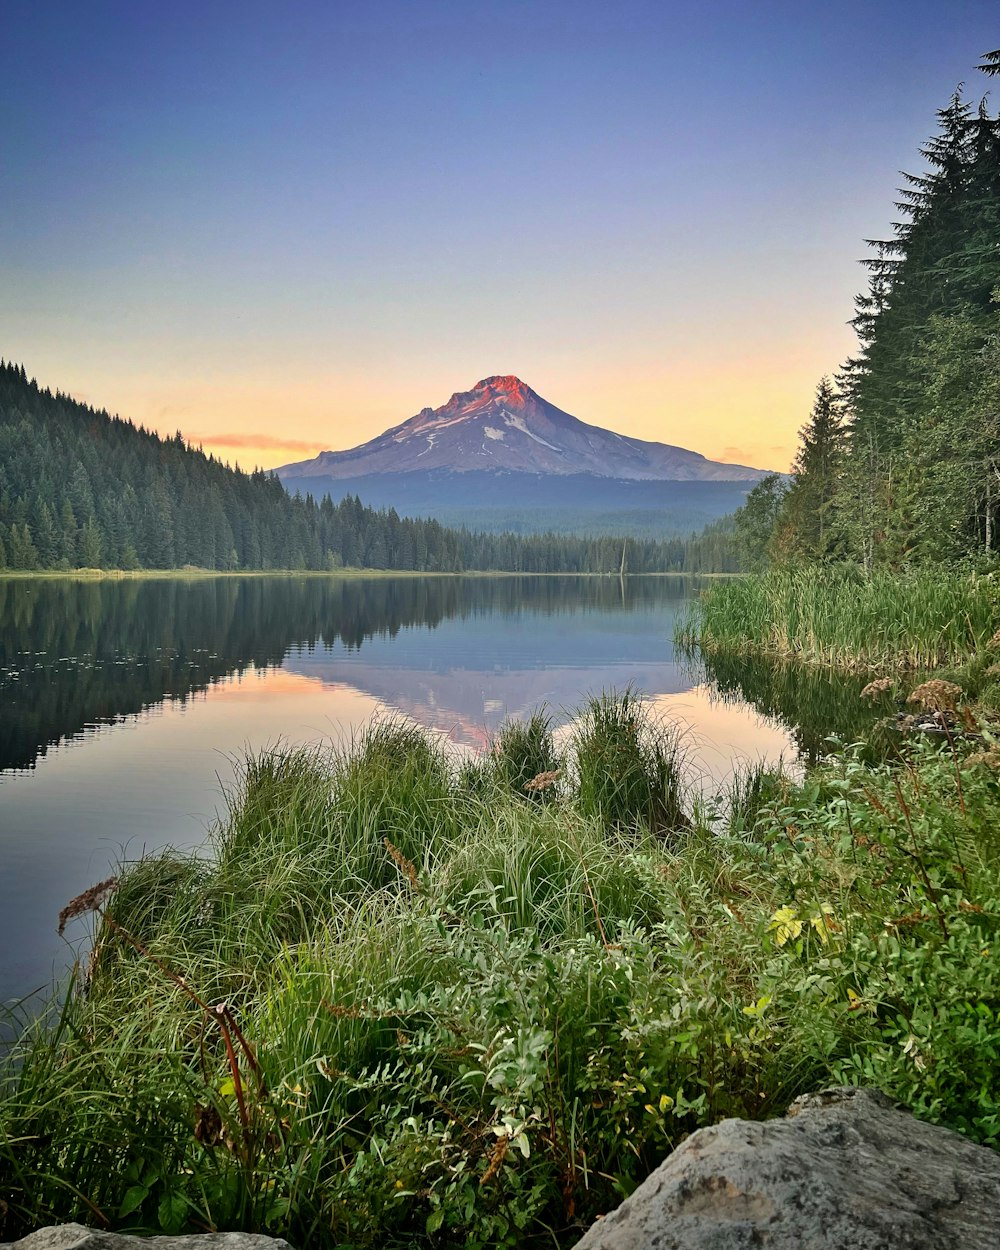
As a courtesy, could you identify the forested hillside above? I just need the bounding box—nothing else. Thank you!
[0,363,732,573]
[737,49,1000,568]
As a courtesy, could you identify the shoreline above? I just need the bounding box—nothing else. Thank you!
[0,567,734,581]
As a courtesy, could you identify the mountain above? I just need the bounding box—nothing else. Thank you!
[0,361,718,573]
[275,376,771,538]
[278,375,766,483]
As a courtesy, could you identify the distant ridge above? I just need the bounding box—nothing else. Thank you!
[276,375,770,483]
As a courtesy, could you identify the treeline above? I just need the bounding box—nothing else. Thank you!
[0,362,732,574]
[735,49,1000,569]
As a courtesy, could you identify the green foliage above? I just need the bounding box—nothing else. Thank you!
[732,474,788,571]
[6,697,1000,1246]
[684,566,1000,672]
[715,760,792,837]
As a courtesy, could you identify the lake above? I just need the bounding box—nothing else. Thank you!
[0,574,801,1006]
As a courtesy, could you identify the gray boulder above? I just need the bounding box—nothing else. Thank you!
[573,1087,1000,1249]
[3,1227,292,1250]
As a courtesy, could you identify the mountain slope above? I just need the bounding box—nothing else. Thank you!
[0,362,725,572]
[277,375,768,483]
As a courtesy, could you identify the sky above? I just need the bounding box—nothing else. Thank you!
[2,1,998,473]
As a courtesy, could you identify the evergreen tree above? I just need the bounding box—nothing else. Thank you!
[773,378,845,561]
[8,521,38,569]
[78,516,102,567]
[732,474,788,570]
[826,51,1000,568]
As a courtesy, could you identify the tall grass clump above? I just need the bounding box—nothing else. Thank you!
[5,695,1000,1246]
[488,711,562,800]
[683,566,1000,672]
[571,688,688,835]
[325,716,457,886]
[712,759,791,837]
[457,712,562,805]
[436,803,664,941]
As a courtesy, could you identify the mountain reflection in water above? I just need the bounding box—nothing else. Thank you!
[0,574,798,1003]
[1,575,702,769]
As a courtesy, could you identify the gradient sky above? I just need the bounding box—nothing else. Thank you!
[2,1,997,472]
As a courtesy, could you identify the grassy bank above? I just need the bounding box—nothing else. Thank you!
[679,566,1000,672]
[3,693,1000,1246]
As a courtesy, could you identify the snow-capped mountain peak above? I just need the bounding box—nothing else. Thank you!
[276,376,767,482]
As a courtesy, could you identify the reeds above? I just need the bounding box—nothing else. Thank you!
[681,566,1000,672]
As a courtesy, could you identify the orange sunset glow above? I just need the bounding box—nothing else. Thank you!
[6,6,991,481]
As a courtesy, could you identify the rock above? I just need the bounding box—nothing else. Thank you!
[573,1087,1000,1249]
[3,1227,292,1250]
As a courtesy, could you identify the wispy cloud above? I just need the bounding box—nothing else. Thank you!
[185,431,325,453]
[712,446,752,463]
[710,443,789,468]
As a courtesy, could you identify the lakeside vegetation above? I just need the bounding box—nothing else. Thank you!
[684,53,1000,707]
[681,566,1000,673]
[3,692,1000,1247]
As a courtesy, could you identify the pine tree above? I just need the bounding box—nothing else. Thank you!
[9,522,38,569]
[775,379,846,560]
[733,475,788,570]
[833,53,1000,567]
[79,517,103,567]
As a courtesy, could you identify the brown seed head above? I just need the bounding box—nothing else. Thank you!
[524,769,561,792]
[57,876,119,937]
[906,679,962,713]
[384,837,420,890]
[480,1134,510,1186]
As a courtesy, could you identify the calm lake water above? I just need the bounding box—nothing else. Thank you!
[0,574,806,1005]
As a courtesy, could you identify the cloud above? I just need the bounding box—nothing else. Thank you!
[185,431,325,453]
[712,446,752,463]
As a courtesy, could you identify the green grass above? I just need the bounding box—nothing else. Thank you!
[4,693,1000,1247]
[680,566,1000,672]
[571,688,688,835]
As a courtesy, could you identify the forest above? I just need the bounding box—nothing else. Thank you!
[0,363,734,575]
[735,50,1000,569]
